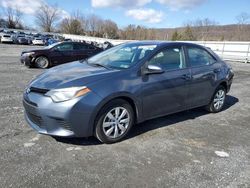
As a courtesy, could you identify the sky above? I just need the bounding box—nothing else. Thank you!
[0,0,249,29]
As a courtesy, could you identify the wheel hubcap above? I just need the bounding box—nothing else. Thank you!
[213,89,225,110]
[102,107,130,139]
[37,57,48,68]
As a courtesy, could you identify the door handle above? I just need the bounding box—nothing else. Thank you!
[181,74,192,80]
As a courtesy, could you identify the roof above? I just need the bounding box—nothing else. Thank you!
[125,40,204,48]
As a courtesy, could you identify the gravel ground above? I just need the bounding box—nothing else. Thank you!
[0,44,249,188]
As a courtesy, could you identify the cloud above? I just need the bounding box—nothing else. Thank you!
[91,0,152,8]
[0,0,69,20]
[126,8,164,23]
[156,0,206,10]
[1,0,43,14]
[60,9,70,19]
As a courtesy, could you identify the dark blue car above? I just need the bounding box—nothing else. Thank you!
[23,41,234,143]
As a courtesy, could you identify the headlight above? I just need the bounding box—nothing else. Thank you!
[23,52,35,57]
[45,86,91,103]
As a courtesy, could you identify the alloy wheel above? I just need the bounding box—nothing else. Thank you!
[36,57,49,68]
[213,89,225,110]
[102,107,130,139]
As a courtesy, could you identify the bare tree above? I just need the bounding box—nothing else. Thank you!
[3,6,23,29]
[35,4,60,32]
[85,14,103,37]
[236,12,250,40]
[60,11,85,35]
[60,18,83,35]
[171,30,182,41]
[119,24,156,40]
[182,25,196,41]
[193,18,217,40]
[236,12,250,25]
[102,19,119,39]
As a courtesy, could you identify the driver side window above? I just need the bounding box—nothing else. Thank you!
[148,47,185,71]
[55,43,73,51]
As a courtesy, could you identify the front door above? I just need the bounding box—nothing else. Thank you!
[142,46,191,119]
[50,43,74,64]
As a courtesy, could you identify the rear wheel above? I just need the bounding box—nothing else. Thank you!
[206,86,226,113]
[35,56,50,69]
[95,99,134,144]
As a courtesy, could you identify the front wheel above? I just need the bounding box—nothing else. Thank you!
[35,56,50,69]
[206,86,226,113]
[95,99,134,144]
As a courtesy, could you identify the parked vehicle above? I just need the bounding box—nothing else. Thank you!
[1,34,13,43]
[25,36,34,45]
[103,41,114,50]
[17,37,29,45]
[20,41,103,68]
[23,41,234,143]
[46,38,59,46]
[32,38,45,45]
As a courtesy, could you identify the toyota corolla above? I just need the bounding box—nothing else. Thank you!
[23,41,234,143]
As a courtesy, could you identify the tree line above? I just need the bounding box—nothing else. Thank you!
[1,4,249,41]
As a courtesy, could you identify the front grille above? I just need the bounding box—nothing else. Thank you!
[30,87,49,94]
[23,99,43,127]
[55,119,72,131]
[27,112,43,127]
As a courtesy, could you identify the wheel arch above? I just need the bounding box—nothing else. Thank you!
[219,81,228,92]
[89,93,142,135]
[33,55,51,66]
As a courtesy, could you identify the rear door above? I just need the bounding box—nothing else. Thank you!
[142,45,191,119]
[50,43,74,64]
[73,43,92,61]
[73,43,100,60]
[185,45,220,108]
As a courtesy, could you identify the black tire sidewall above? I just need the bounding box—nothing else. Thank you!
[95,99,134,144]
[208,86,226,113]
[35,56,50,69]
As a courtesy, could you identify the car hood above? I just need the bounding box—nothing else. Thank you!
[22,48,48,54]
[29,61,119,90]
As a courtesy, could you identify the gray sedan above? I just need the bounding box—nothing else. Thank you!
[23,41,234,143]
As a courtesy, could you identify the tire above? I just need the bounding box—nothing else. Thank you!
[35,56,50,69]
[206,85,226,113]
[95,99,135,144]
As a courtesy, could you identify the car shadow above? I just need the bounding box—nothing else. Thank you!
[54,95,239,146]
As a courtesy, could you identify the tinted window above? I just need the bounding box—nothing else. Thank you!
[55,43,73,51]
[74,43,89,50]
[187,47,216,67]
[148,47,185,71]
[88,45,96,50]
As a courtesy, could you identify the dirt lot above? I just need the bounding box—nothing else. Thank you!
[0,44,249,188]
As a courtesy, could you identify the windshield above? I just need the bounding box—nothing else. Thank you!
[87,43,158,69]
[44,42,61,49]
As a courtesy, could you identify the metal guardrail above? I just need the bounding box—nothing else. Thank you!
[1,28,249,63]
[62,34,250,63]
[193,41,250,63]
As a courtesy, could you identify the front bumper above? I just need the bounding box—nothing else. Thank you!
[20,55,33,67]
[1,39,13,43]
[23,90,102,137]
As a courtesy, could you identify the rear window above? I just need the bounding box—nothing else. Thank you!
[187,47,216,67]
[55,43,73,51]
[74,43,90,50]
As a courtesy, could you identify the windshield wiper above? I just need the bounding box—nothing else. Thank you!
[89,62,111,69]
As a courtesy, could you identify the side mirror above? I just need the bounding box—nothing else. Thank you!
[143,64,164,75]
